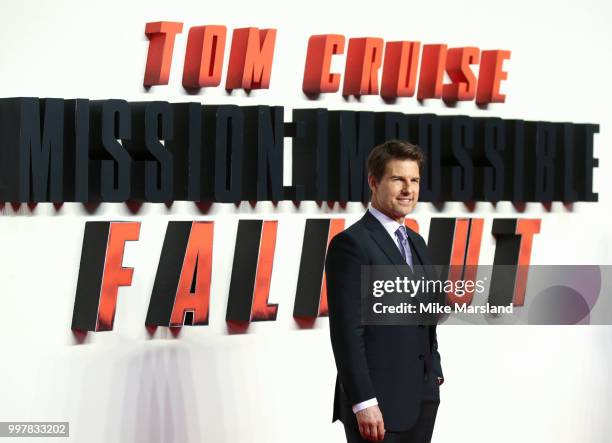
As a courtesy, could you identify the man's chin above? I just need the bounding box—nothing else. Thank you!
[394,205,415,216]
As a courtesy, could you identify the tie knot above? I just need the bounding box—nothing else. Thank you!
[395,225,407,242]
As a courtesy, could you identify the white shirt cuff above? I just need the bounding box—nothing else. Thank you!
[352,398,378,413]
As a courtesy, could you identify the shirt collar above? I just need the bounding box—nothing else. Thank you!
[368,205,405,240]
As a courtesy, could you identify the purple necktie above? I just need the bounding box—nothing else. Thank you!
[395,225,414,271]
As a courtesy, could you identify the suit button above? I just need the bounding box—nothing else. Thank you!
[418,354,424,360]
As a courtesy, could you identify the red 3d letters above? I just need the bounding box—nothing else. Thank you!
[302,34,511,105]
[144,21,277,91]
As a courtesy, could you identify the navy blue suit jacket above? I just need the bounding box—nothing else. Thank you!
[325,210,443,431]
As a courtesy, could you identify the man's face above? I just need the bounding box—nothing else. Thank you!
[368,159,420,221]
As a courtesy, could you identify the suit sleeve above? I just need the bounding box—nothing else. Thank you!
[413,231,444,380]
[325,232,376,405]
[432,327,444,379]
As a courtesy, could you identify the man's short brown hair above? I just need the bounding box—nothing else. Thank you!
[367,140,425,182]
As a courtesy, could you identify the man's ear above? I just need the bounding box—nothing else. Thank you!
[367,174,377,193]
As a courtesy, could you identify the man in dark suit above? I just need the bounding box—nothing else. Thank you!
[325,140,444,443]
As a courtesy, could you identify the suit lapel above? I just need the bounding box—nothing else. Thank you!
[405,228,439,282]
[362,211,414,277]
[405,229,426,265]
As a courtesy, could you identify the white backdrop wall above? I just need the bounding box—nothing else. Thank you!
[1,0,611,442]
